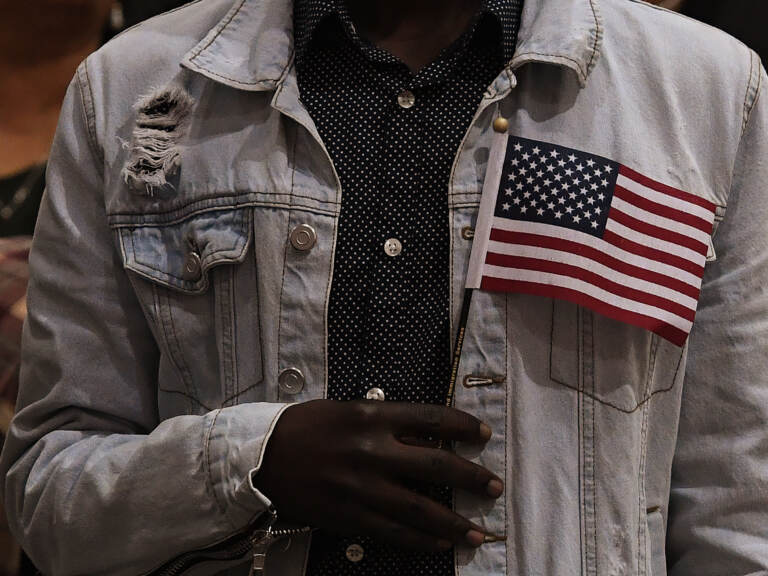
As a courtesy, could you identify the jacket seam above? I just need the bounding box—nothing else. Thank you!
[77,60,104,174]
[585,0,602,76]
[108,201,339,227]
[188,0,247,62]
[726,50,764,204]
[204,409,238,529]
[743,52,763,133]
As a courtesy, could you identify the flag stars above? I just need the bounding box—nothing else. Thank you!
[522,153,531,161]
[576,163,584,172]
[565,168,574,177]
[537,207,545,216]
[514,143,523,152]
[554,211,563,219]
[505,187,514,196]
[586,159,595,168]
[568,154,577,163]
[591,220,599,229]
[557,159,567,167]
[502,203,511,211]
[513,197,522,205]
[516,182,524,190]
[550,149,560,158]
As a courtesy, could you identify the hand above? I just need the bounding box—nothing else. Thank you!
[254,400,503,552]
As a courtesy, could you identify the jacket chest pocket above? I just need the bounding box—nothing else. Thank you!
[550,300,685,413]
[116,207,263,414]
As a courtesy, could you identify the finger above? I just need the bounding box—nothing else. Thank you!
[384,402,492,444]
[384,443,504,498]
[365,481,487,547]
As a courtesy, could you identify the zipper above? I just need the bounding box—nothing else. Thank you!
[150,510,281,576]
[248,523,313,576]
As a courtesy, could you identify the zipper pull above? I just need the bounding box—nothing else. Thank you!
[247,508,278,576]
[248,526,274,576]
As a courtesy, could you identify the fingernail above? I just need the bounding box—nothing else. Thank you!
[437,539,452,551]
[465,529,485,548]
[484,533,506,544]
[479,423,492,441]
[486,478,504,498]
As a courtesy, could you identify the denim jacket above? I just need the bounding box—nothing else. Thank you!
[2,0,767,574]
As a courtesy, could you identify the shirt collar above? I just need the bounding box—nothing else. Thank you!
[181,0,603,91]
[293,0,523,65]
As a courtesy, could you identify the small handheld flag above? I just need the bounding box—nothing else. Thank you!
[466,132,717,348]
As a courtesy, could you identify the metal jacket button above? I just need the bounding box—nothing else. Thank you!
[397,89,415,109]
[182,252,202,281]
[384,238,402,257]
[346,544,364,563]
[278,368,305,395]
[365,387,385,402]
[290,224,317,252]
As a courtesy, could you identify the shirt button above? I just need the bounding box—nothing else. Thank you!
[278,368,305,395]
[365,387,385,402]
[182,251,202,281]
[384,238,403,257]
[289,224,317,252]
[346,543,364,563]
[397,89,416,109]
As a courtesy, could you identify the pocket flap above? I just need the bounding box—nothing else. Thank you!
[118,208,252,293]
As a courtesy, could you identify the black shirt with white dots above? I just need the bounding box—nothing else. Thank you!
[293,1,523,574]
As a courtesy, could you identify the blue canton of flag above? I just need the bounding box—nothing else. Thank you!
[495,137,619,237]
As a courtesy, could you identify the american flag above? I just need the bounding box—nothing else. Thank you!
[466,135,717,346]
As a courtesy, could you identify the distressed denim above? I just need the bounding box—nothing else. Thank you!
[1,0,767,575]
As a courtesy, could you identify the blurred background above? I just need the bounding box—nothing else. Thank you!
[0,1,766,574]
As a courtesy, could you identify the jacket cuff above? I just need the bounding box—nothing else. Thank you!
[204,402,291,529]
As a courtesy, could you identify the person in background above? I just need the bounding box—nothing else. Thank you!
[0,3,187,573]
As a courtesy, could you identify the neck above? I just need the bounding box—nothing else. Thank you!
[0,1,110,178]
[348,0,483,72]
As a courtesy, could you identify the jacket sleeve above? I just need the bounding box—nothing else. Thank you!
[0,63,289,576]
[668,57,768,574]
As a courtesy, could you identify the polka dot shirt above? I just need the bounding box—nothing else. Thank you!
[293,1,522,575]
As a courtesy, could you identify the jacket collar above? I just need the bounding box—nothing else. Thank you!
[181,0,603,91]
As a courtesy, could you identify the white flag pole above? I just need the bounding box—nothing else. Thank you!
[445,116,510,408]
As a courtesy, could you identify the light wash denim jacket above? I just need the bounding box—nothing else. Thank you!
[2,0,767,574]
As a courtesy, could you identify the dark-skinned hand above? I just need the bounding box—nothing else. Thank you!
[254,400,503,552]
